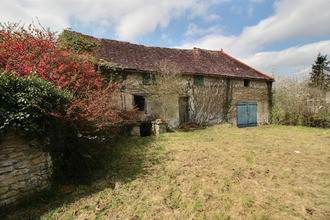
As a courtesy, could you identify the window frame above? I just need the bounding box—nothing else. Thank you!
[244,79,250,87]
[142,73,156,85]
[194,75,204,86]
[133,95,146,112]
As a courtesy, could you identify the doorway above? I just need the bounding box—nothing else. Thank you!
[179,97,189,124]
[236,102,257,127]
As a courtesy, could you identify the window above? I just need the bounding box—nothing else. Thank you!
[244,79,250,87]
[194,75,204,86]
[142,73,156,85]
[133,95,145,111]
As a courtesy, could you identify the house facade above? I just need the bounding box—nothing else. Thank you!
[94,37,273,130]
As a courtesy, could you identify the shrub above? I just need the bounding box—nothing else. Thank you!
[0,72,71,142]
[271,74,329,128]
[0,22,140,183]
[0,22,139,136]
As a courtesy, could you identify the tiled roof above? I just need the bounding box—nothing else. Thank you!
[95,38,273,80]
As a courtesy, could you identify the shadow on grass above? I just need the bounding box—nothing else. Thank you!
[1,135,158,220]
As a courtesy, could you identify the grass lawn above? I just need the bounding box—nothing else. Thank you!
[2,125,330,219]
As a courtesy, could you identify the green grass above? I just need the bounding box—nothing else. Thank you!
[2,124,330,219]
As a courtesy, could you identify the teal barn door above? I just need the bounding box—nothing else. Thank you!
[236,102,257,127]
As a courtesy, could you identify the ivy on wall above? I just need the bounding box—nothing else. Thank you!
[58,29,125,84]
[267,81,273,123]
[57,29,99,53]
[222,78,233,122]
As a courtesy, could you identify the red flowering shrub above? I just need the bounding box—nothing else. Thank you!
[0,23,101,95]
[66,82,139,136]
[0,22,140,183]
[0,22,138,136]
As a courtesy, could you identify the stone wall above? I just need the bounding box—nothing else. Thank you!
[0,132,52,206]
[121,72,271,127]
[232,79,270,125]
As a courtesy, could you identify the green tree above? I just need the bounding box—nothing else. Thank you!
[57,28,98,53]
[141,60,185,123]
[310,53,330,90]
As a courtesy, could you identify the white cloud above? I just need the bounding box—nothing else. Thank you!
[178,33,237,54]
[184,23,222,36]
[0,0,71,32]
[178,0,330,74]
[180,0,330,50]
[247,4,254,17]
[188,0,228,22]
[249,0,264,3]
[243,40,330,74]
[204,14,221,22]
[238,0,330,48]
[230,5,243,15]
[0,0,226,40]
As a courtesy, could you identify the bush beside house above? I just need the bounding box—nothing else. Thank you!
[0,23,139,206]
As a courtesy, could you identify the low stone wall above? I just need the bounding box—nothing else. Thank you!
[0,132,52,206]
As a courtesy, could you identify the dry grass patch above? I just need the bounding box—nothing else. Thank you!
[3,125,330,219]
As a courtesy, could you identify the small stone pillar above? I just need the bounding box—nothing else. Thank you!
[152,119,168,136]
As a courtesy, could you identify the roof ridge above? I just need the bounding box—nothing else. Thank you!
[221,51,274,80]
[98,37,228,54]
[98,37,189,51]
[93,33,273,80]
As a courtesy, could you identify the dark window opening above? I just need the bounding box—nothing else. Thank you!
[140,122,152,136]
[142,73,156,84]
[244,79,250,87]
[133,95,145,111]
[194,75,204,85]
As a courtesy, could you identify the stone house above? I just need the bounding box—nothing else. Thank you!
[94,38,274,132]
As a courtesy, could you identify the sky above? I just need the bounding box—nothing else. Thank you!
[1,0,330,76]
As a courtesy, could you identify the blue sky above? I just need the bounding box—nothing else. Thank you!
[1,0,330,76]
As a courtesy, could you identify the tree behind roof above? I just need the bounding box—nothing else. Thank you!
[310,53,330,91]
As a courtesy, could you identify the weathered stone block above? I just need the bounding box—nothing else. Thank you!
[0,186,9,195]
[0,154,8,160]
[29,152,43,160]
[0,190,18,200]
[18,174,31,181]
[31,156,47,166]
[11,181,26,190]
[0,174,6,183]
[38,170,50,177]
[0,166,14,174]
[0,148,15,154]
[29,165,41,173]
[28,176,40,185]
[20,185,34,193]
[41,180,48,186]
[8,152,24,159]
[0,158,19,167]
[131,126,141,136]
[0,195,18,206]
[0,177,19,187]
[14,160,28,169]
[9,168,30,177]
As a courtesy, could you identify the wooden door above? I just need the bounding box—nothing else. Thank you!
[179,97,189,124]
[237,102,257,127]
